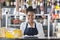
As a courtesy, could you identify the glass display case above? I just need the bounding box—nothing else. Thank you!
[5,13,49,37]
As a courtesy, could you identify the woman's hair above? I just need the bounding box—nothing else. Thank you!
[26,6,35,13]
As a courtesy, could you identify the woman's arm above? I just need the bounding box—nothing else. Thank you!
[20,22,26,34]
[36,23,45,38]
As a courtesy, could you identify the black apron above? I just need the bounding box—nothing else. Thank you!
[24,22,38,36]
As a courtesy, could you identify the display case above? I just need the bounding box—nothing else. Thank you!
[2,8,50,38]
[5,14,50,37]
[5,14,26,29]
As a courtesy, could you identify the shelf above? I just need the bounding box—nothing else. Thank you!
[35,14,49,16]
[5,14,49,16]
[6,14,26,16]
[8,24,20,26]
[5,14,49,28]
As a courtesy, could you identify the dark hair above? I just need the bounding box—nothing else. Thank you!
[26,6,35,13]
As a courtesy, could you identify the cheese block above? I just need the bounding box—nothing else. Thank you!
[13,29,23,38]
[0,27,6,38]
[0,27,23,38]
[5,28,23,38]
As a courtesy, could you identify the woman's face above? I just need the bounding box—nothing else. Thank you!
[27,12,35,22]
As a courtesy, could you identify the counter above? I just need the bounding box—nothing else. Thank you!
[0,37,47,40]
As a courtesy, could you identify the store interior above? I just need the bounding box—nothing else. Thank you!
[0,0,60,39]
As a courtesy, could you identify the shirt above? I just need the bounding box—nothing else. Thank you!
[20,21,45,38]
[27,22,35,28]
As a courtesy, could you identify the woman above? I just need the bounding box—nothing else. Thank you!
[20,6,44,38]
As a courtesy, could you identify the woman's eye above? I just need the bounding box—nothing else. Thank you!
[28,15,34,17]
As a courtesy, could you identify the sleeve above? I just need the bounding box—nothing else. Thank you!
[20,22,26,34]
[36,23,45,38]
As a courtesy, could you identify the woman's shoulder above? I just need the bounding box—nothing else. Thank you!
[20,22,27,28]
[35,21,42,25]
[20,22,27,25]
[35,21,42,28]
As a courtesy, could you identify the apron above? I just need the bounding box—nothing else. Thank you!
[24,22,38,36]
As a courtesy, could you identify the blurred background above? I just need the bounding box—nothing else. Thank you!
[0,0,60,38]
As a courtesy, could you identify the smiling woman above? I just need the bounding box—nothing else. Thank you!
[26,6,35,25]
[20,6,45,37]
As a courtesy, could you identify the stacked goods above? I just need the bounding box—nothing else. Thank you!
[5,29,23,38]
[0,27,23,38]
[13,29,23,38]
[27,0,32,6]
[55,6,60,10]
[12,19,20,24]
[0,27,6,38]
[52,14,59,19]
